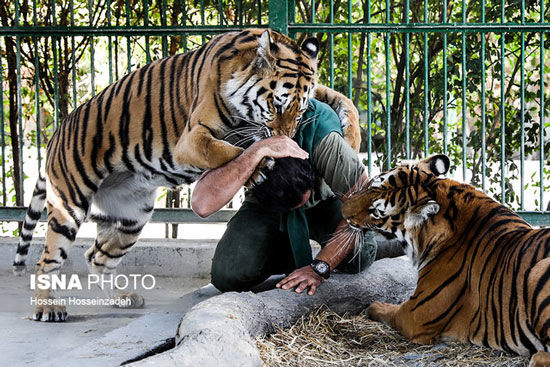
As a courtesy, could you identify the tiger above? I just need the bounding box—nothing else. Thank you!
[341,154,550,367]
[12,28,361,322]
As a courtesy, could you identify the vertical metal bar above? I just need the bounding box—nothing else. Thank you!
[539,0,545,210]
[145,0,150,63]
[442,0,448,155]
[405,0,410,160]
[329,0,334,89]
[289,0,296,27]
[0,41,6,205]
[52,0,59,128]
[500,0,506,203]
[218,0,224,25]
[238,0,243,26]
[520,0,525,210]
[257,0,261,25]
[162,0,167,56]
[269,0,289,34]
[183,0,188,52]
[366,0,372,175]
[16,1,24,201]
[347,0,352,98]
[89,0,95,97]
[34,37,41,168]
[423,0,429,155]
[126,0,131,73]
[70,0,77,108]
[385,0,391,169]
[462,0,467,181]
[481,0,486,191]
[34,0,41,167]
[311,0,315,23]
[107,0,113,84]
[201,0,206,43]
[289,0,296,25]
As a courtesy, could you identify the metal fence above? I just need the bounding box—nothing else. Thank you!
[0,0,549,227]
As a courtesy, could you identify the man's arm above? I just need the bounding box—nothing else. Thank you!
[191,136,309,218]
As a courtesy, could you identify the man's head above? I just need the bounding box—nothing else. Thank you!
[251,157,316,213]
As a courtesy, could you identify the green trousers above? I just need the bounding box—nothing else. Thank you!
[211,196,375,292]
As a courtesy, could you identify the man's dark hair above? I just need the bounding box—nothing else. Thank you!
[251,157,316,213]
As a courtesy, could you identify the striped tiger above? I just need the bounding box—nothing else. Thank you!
[13,28,361,322]
[341,154,550,367]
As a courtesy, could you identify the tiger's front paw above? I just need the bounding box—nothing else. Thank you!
[367,301,398,324]
[245,156,275,188]
[32,301,68,322]
[13,264,26,276]
[113,292,145,309]
[530,351,550,367]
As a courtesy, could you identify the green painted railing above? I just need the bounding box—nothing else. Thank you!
[0,0,549,227]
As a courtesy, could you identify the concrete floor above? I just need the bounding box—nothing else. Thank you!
[0,271,214,366]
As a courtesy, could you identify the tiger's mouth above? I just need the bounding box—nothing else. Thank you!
[345,218,380,234]
[346,217,398,241]
[346,219,364,232]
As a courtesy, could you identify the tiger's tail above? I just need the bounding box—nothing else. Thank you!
[13,173,46,275]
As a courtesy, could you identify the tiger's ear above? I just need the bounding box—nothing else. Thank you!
[404,200,440,228]
[417,154,450,176]
[301,37,319,59]
[256,30,276,70]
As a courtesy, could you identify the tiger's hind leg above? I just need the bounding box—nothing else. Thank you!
[85,179,156,308]
[530,352,550,367]
[32,197,86,322]
[85,220,148,308]
[367,301,442,345]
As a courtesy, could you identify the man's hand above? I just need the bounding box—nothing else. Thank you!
[250,135,309,160]
[276,265,323,295]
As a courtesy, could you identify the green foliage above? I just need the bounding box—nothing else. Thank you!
[295,0,550,210]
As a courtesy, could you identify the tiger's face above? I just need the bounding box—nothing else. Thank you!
[224,30,319,142]
[342,154,451,260]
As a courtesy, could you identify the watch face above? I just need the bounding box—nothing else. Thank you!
[315,262,329,274]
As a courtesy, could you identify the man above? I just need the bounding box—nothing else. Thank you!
[192,98,376,295]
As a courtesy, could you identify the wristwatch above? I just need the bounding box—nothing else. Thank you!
[310,260,331,279]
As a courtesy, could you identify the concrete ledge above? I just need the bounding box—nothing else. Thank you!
[0,237,216,277]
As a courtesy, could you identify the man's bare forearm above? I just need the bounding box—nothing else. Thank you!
[191,145,264,218]
[191,136,309,218]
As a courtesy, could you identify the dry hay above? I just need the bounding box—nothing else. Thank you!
[256,307,529,367]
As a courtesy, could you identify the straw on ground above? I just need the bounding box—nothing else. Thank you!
[257,306,529,367]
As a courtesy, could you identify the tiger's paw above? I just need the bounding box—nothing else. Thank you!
[245,156,275,188]
[13,264,26,276]
[366,301,398,324]
[530,351,550,367]
[32,302,68,322]
[113,292,145,309]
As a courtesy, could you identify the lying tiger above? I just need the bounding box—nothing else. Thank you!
[13,28,361,322]
[342,154,550,367]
